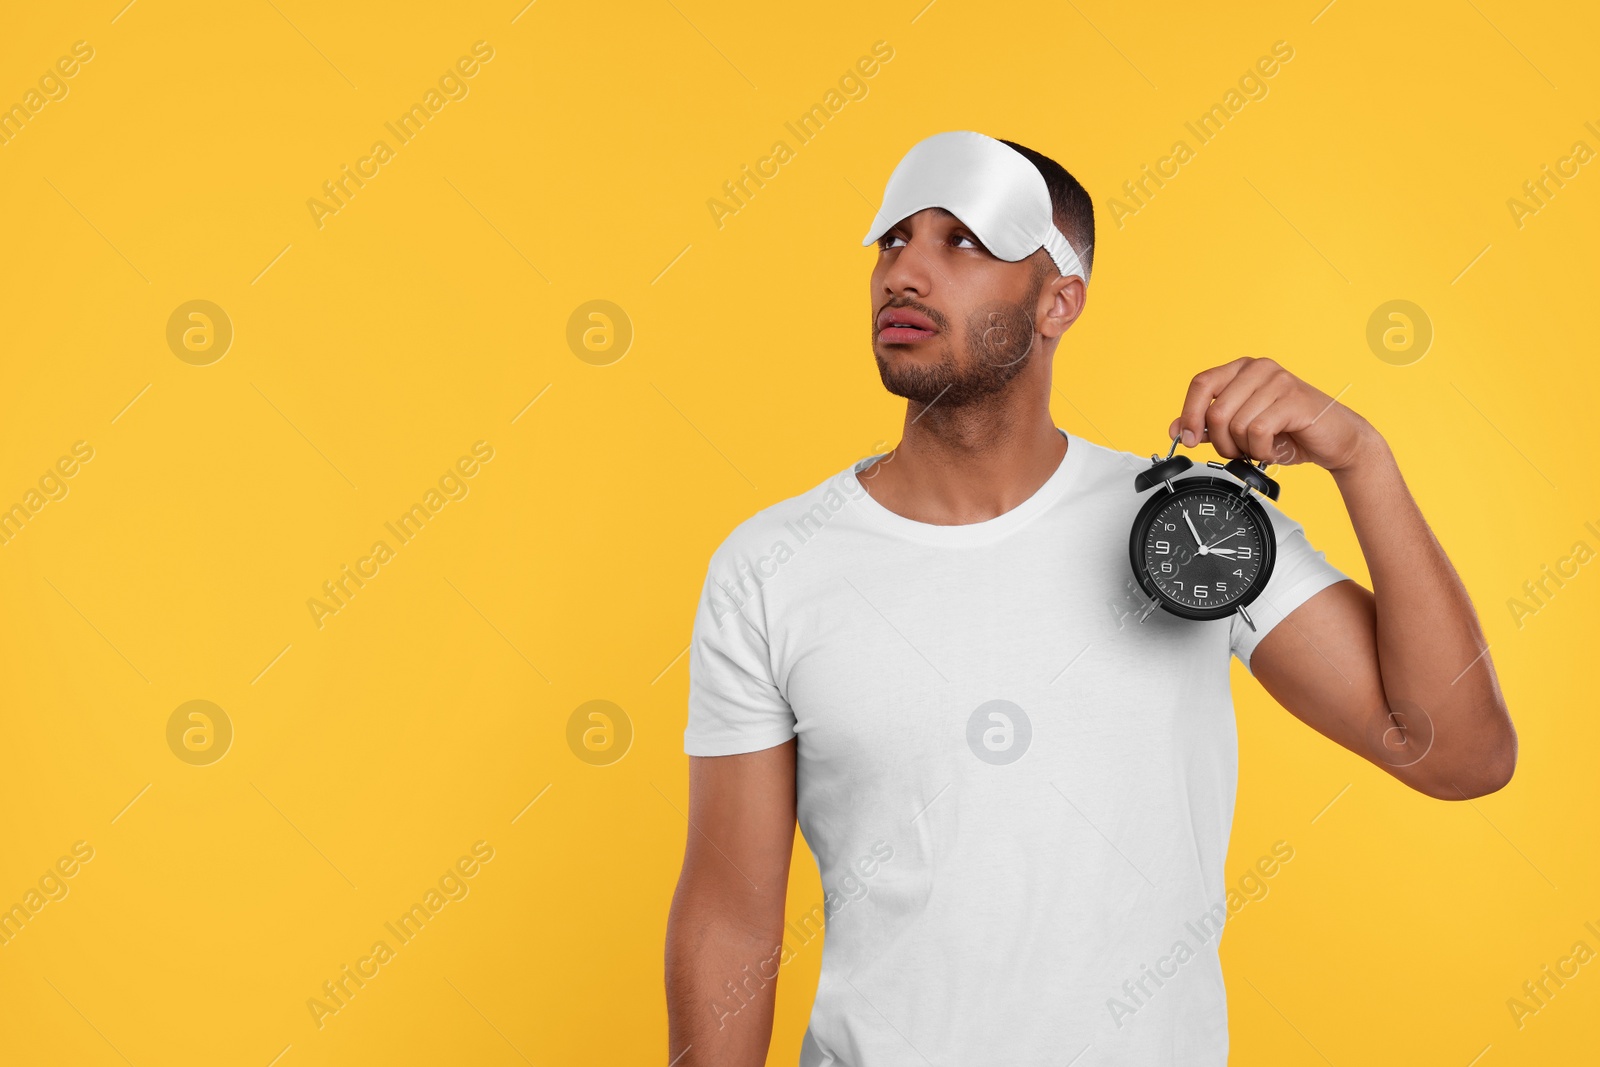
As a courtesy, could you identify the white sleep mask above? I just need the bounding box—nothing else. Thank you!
[861,130,1088,283]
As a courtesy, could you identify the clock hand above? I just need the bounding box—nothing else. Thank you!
[1182,510,1207,554]
[1206,547,1238,556]
[1204,529,1243,551]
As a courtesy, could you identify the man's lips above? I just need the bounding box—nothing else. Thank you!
[879,325,938,343]
[877,307,939,343]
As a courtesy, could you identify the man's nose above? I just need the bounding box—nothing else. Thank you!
[881,235,935,296]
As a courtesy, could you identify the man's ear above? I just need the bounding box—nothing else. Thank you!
[1038,273,1086,340]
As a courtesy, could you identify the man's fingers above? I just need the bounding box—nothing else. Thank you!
[1246,402,1288,462]
[1227,383,1285,462]
[1200,358,1281,458]
[1174,357,1249,447]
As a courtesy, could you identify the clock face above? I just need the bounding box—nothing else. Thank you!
[1131,480,1274,619]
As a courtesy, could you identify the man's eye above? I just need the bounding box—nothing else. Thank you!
[879,233,980,250]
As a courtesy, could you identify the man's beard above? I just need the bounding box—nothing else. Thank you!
[874,274,1044,409]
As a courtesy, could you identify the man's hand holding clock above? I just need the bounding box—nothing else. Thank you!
[1148,353,1516,800]
[1127,355,1387,626]
[1166,355,1379,472]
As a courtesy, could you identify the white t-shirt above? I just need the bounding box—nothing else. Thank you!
[683,428,1350,1066]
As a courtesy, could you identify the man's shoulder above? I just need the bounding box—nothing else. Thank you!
[702,458,868,570]
[1070,433,1153,490]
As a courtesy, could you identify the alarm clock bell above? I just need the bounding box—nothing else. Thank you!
[1134,437,1281,500]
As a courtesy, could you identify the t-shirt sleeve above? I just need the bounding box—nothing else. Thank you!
[683,545,797,757]
[1230,494,1353,675]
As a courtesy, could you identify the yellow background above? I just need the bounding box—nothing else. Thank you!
[1,0,1595,1063]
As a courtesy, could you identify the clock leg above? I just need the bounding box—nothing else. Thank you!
[1237,604,1257,633]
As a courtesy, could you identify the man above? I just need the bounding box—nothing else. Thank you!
[664,130,1515,1066]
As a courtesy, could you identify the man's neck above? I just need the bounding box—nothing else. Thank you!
[857,406,1067,526]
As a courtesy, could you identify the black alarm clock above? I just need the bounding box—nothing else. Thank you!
[1127,436,1281,631]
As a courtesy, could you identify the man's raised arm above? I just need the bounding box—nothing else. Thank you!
[1170,356,1517,798]
[1248,428,1516,798]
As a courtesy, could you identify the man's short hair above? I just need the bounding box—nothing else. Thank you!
[998,139,1095,283]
